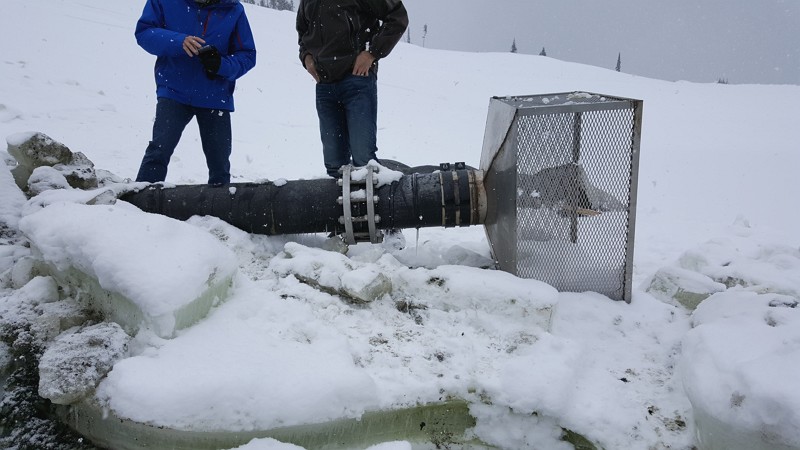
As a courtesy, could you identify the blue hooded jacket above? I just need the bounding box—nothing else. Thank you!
[135,0,256,111]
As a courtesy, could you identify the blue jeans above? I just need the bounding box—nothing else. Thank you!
[136,97,232,185]
[315,72,378,177]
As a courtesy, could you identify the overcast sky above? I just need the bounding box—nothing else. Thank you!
[400,0,799,85]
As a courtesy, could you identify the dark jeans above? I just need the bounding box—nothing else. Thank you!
[315,72,378,177]
[136,97,232,185]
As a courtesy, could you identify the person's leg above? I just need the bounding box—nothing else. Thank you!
[195,107,232,185]
[136,98,193,183]
[316,82,350,177]
[339,72,378,167]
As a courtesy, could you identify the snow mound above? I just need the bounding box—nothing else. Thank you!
[650,232,800,449]
[682,291,800,449]
[18,201,238,338]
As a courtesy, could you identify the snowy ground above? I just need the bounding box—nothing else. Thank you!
[1,1,800,449]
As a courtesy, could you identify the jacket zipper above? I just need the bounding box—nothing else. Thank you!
[203,10,211,37]
[347,13,359,53]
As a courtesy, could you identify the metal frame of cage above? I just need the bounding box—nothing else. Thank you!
[480,92,642,302]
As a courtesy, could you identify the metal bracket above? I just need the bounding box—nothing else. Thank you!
[338,165,383,245]
[365,166,379,243]
[341,165,355,244]
[439,162,467,171]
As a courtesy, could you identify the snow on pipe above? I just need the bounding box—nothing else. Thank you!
[120,165,487,244]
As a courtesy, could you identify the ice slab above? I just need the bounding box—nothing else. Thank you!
[18,201,237,338]
[682,291,800,450]
[273,242,392,303]
[693,408,799,450]
[57,399,481,450]
[85,239,558,443]
[0,156,26,231]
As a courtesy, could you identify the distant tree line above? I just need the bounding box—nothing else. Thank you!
[509,39,625,72]
[404,23,429,47]
[509,39,548,58]
[241,0,294,11]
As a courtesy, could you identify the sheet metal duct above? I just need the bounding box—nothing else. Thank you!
[479,92,642,302]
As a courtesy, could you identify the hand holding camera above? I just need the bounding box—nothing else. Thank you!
[198,45,221,80]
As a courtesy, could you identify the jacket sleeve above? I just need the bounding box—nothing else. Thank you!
[296,1,311,66]
[363,0,409,60]
[134,0,187,58]
[216,8,257,81]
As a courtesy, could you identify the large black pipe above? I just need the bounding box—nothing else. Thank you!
[120,170,485,237]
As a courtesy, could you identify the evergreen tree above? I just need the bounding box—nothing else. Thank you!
[615,53,622,72]
[511,38,517,53]
[539,47,547,56]
[270,0,294,11]
[422,24,428,48]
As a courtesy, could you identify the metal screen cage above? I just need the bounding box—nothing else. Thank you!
[480,92,642,301]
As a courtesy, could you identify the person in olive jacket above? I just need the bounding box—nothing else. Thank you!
[135,0,256,186]
[297,0,408,177]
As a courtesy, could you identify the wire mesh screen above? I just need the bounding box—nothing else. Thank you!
[481,92,642,301]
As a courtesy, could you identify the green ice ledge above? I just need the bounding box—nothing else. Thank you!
[56,399,488,450]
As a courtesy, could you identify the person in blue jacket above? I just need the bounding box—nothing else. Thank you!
[134,0,256,186]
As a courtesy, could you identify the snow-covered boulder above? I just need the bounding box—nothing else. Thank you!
[679,238,800,298]
[27,165,71,196]
[0,251,36,290]
[54,150,97,190]
[38,322,130,405]
[647,266,727,310]
[648,236,800,311]
[272,242,393,303]
[6,131,97,191]
[0,341,11,377]
[34,299,92,342]
[0,276,62,347]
